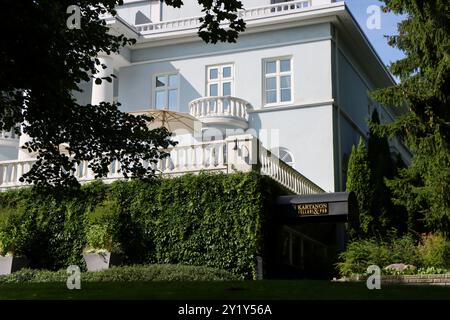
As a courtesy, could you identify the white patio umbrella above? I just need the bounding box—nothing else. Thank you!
[130,108,201,135]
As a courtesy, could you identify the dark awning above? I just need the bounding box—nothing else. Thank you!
[277,192,352,205]
[276,192,356,223]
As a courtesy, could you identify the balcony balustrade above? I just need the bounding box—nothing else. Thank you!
[136,0,313,35]
[189,96,252,129]
[0,135,324,195]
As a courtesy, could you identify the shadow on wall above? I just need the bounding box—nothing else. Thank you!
[117,62,202,114]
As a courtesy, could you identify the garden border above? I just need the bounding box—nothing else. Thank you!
[338,274,450,286]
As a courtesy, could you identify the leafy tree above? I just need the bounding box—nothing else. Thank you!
[0,0,246,188]
[371,0,450,236]
[346,137,373,237]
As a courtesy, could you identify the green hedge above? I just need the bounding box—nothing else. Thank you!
[0,172,279,279]
[0,264,238,283]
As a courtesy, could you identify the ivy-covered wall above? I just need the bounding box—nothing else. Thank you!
[0,172,282,279]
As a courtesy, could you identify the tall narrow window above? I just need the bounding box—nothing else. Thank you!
[264,58,292,105]
[154,73,179,111]
[207,64,234,97]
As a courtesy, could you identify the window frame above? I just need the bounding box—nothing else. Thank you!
[153,72,180,111]
[206,63,235,97]
[262,56,294,107]
[278,147,295,168]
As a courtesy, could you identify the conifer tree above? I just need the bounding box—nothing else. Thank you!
[367,109,408,235]
[371,0,450,236]
[346,137,373,237]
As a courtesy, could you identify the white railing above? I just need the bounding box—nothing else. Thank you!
[75,141,227,182]
[0,129,19,141]
[189,96,252,121]
[136,0,312,34]
[240,0,311,19]
[0,159,35,189]
[0,140,227,190]
[258,142,324,194]
[0,135,323,195]
[136,16,201,33]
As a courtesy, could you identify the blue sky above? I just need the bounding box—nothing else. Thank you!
[344,0,405,67]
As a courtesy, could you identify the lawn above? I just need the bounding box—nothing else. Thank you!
[0,280,449,300]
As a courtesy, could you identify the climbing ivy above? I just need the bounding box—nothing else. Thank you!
[0,172,279,279]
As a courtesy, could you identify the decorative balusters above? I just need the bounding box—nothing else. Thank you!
[0,129,19,140]
[258,142,323,195]
[137,1,311,35]
[189,96,252,122]
[142,141,228,175]
[0,138,322,195]
[136,16,202,33]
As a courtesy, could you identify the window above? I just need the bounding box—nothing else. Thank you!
[207,64,234,97]
[275,147,295,167]
[263,58,292,105]
[154,73,179,111]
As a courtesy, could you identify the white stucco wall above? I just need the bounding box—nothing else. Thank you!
[162,1,202,21]
[338,50,371,134]
[243,0,271,8]
[119,23,333,112]
[250,105,336,192]
[114,23,335,188]
[117,0,153,25]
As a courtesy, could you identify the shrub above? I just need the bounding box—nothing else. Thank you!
[389,234,422,266]
[337,239,389,276]
[85,199,121,253]
[418,233,450,269]
[337,235,420,276]
[0,206,26,256]
[0,264,238,283]
[416,267,450,275]
[346,137,372,238]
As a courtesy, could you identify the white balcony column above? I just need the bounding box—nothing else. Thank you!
[91,55,114,105]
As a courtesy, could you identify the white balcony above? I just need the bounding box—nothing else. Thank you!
[135,0,313,35]
[189,96,252,130]
[0,135,324,195]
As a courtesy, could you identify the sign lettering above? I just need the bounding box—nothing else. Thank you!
[297,203,328,216]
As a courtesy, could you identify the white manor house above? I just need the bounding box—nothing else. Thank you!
[0,0,410,195]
